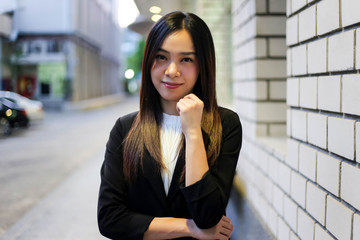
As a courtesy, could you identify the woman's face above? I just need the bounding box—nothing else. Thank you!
[151,29,199,113]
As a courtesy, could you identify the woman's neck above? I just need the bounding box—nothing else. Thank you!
[161,101,179,116]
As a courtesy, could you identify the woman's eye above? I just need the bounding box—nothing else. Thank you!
[182,57,193,63]
[155,54,167,61]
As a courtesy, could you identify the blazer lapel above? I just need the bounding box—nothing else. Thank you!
[167,154,185,202]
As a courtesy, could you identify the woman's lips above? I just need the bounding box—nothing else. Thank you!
[162,81,182,89]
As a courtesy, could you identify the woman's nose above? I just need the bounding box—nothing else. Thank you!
[165,62,180,78]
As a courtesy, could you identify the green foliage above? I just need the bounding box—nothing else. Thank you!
[126,38,145,76]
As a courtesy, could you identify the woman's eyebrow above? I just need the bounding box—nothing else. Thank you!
[158,48,196,55]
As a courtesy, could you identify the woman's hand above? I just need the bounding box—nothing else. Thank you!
[187,216,234,240]
[176,93,204,138]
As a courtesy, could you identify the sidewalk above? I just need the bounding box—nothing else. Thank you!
[0,150,107,240]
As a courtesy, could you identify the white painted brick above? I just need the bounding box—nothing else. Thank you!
[318,76,341,112]
[354,214,360,240]
[341,0,360,27]
[286,138,299,170]
[283,194,298,232]
[268,155,279,183]
[328,30,355,71]
[317,0,340,35]
[314,224,334,240]
[257,59,286,78]
[286,15,298,46]
[287,109,291,136]
[328,117,355,160]
[286,0,291,16]
[297,208,315,240]
[234,81,267,100]
[291,44,307,76]
[287,49,292,76]
[272,185,284,215]
[257,102,287,122]
[255,0,267,13]
[270,81,286,100]
[290,231,300,240]
[277,216,290,240]
[268,206,278,237]
[357,29,360,69]
[326,196,353,240]
[291,109,307,141]
[306,182,326,225]
[269,124,286,136]
[299,5,316,42]
[317,152,340,197]
[357,122,360,163]
[278,162,291,194]
[299,144,317,182]
[341,162,360,210]
[269,38,286,57]
[307,113,327,149]
[308,38,327,74]
[269,0,286,13]
[299,77,317,109]
[342,74,360,116]
[256,16,286,35]
[291,171,306,208]
[292,0,306,13]
[286,78,299,106]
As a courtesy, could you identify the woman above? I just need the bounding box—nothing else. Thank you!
[98,11,242,240]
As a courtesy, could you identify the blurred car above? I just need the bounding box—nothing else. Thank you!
[0,91,44,121]
[0,97,29,136]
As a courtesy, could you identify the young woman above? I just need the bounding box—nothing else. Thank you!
[98,11,242,240]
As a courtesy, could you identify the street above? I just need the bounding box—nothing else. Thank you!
[0,96,139,238]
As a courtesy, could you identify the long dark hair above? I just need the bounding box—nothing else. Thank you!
[123,11,222,182]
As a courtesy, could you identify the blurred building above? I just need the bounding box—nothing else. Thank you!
[0,0,122,108]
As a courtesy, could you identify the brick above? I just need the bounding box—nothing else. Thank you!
[233,81,267,100]
[270,80,286,100]
[299,77,317,109]
[317,152,340,197]
[257,59,286,78]
[269,38,286,57]
[286,0,291,16]
[291,109,307,141]
[269,124,286,136]
[291,171,306,208]
[286,15,298,46]
[268,206,278,237]
[317,0,340,35]
[299,5,316,42]
[341,162,360,210]
[318,76,341,112]
[308,38,327,74]
[255,0,267,13]
[299,144,317,182]
[291,44,307,75]
[272,185,284,215]
[307,113,327,149]
[292,0,306,13]
[328,30,355,71]
[290,231,300,240]
[297,208,315,240]
[357,122,360,163]
[306,182,326,225]
[326,196,353,240]
[314,224,334,240]
[357,29,360,69]
[354,214,360,240]
[256,16,286,35]
[286,78,299,106]
[286,138,299,170]
[328,117,355,160]
[341,0,360,27]
[277,217,290,240]
[268,155,279,183]
[278,161,291,194]
[283,194,297,232]
[342,74,360,116]
[287,109,291,136]
[257,102,287,122]
[269,0,286,13]
[287,49,292,76]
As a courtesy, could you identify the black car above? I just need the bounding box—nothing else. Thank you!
[0,97,29,136]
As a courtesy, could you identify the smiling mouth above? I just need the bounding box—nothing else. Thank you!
[162,81,182,89]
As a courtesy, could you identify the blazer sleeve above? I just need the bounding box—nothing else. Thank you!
[97,115,154,240]
[180,109,242,229]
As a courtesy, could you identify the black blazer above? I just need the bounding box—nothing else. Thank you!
[98,107,242,240]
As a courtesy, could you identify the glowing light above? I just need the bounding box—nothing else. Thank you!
[151,14,162,22]
[5,109,12,117]
[149,6,162,14]
[125,69,135,79]
[118,0,139,28]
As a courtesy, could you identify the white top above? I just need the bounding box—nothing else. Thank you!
[160,113,182,195]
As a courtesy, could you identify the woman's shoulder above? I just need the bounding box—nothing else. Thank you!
[113,111,139,134]
[218,107,240,123]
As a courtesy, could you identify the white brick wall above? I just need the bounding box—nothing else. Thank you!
[307,38,327,74]
[341,162,360,210]
[317,76,341,112]
[283,194,298,231]
[277,217,290,240]
[307,112,327,149]
[298,5,316,42]
[306,182,326,226]
[286,78,299,106]
[299,144,317,182]
[314,224,334,240]
[357,29,360,69]
[316,0,339,35]
[297,208,315,240]
[291,44,307,75]
[291,109,307,141]
[290,171,306,208]
[286,138,299,170]
[316,152,340,197]
[354,214,360,240]
[326,196,353,240]
[286,15,298,46]
[357,122,360,163]
[328,30,354,72]
[341,0,360,27]
[342,74,360,116]
[299,77,317,109]
[328,117,355,160]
